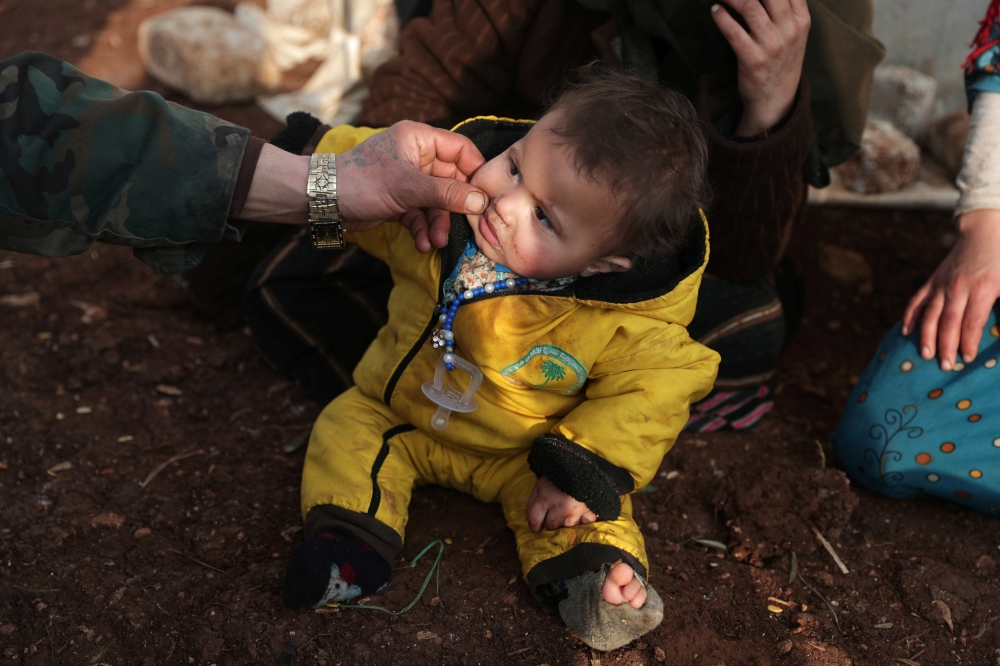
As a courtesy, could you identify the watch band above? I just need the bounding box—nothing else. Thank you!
[307,153,345,250]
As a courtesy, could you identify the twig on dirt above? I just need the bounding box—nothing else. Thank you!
[167,548,225,573]
[896,628,933,644]
[768,596,795,607]
[909,648,927,660]
[140,448,204,490]
[699,598,716,623]
[507,647,532,656]
[814,439,826,469]
[45,620,54,662]
[971,624,988,639]
[155,602,173,618]
[297,633,331,650]
[811,527,849,574]
[590,648,602,666]
[799,575,841,633]
[789,551,799,584]
[473,537,492,554]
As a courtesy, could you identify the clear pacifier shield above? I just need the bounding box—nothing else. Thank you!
[421,354,483,430]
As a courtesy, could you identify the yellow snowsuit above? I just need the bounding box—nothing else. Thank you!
[300,118,720,600]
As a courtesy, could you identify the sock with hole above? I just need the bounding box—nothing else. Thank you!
[556,565,664,651]
[282,527,391,609]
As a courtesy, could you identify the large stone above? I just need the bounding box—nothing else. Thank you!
[923,106,971,180]
[869,64,937,139]
[836,120,921,194]
[138,7,271,105]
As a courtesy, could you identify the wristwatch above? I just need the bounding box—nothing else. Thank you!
[307,153,345,250]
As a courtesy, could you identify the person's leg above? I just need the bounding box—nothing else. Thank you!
[284,387,425,608]
[245,229,393,405]
[491,456,663,651]
[833,312,1000,515]
[684,271,788,431]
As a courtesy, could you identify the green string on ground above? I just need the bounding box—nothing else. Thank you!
[325,540,444,618]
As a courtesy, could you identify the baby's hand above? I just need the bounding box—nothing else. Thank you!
[526,476,597,533]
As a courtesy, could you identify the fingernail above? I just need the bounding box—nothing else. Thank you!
[901,326,909,336]
[964,353,974,363]
[941,360,952,371]
[465,191,486,214]
[711,3,720,11]
[921,346,931,359]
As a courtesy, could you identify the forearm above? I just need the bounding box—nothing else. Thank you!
[698,76,813,281]
[956,91,1000,216]
[0,51,250,272]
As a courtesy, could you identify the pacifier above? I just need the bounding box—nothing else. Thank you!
[421,353,483,430]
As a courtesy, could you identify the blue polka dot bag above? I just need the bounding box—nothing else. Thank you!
[832,311,1000,515]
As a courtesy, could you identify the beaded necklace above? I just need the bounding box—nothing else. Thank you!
[421,239,574,430]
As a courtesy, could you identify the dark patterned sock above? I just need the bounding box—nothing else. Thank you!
[282,527,391,609]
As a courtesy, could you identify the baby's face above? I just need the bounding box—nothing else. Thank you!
[466,112,625,280]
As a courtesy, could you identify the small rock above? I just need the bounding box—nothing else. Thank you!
[0,292,40,308]
[924,107,970,179]
[91,513,125,529]
[35,602,47,611]
[976,554,995,571]
[869,64,937,138]
[837,120,921,194]
[818,244,872,285]
[778,639,793,654]
[138,6,271,105]
[80,304,108,324]
[155,384,183,397]
[654,646,666,662]
[185,336,204,346]
[134,527,152,539]
[0,624,14,635]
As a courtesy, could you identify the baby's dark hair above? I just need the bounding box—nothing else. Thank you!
[546,63,710,263]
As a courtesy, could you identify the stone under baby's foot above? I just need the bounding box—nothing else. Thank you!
[556,563,664,652]
[601,561,647,608]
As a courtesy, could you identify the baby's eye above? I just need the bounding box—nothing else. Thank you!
[509,160,520,180]
[534,206,550,227]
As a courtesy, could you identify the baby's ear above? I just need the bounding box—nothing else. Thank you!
[580,256,632,277]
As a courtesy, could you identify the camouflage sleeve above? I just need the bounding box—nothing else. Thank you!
[0,51,251,274]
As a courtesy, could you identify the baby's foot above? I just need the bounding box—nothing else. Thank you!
[556,564,664,651]
[282,527,391,609]
[601,561,647,608]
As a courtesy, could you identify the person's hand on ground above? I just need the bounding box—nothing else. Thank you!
[337,120,488,250]
[902,209,1000,370]
[238,122,488,250]
[602,562,647,609]
[526,476,597,533]
[711,0,810,138]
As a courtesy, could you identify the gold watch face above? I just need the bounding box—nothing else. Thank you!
[310,222,345,249]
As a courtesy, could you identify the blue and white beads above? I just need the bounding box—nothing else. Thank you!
[431,277,529,369]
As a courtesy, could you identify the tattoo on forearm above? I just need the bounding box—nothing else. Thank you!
[349,133,399,168]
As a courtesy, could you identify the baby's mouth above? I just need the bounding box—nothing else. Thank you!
[478,210,502,249]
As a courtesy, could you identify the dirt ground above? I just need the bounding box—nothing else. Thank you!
[2,2,1000,665]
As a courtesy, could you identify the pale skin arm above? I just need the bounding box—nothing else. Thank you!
[902,209,1000,370]
[235,120,488,229]
[711,0,811,138]
[526,476,646,609]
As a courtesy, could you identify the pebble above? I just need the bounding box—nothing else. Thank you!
[134,528,152,539]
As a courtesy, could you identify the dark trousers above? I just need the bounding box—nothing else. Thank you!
[244,229,788,405]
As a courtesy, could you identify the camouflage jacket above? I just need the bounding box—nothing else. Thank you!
[0,51,250,274]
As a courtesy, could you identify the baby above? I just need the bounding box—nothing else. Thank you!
[282,65,720,651]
